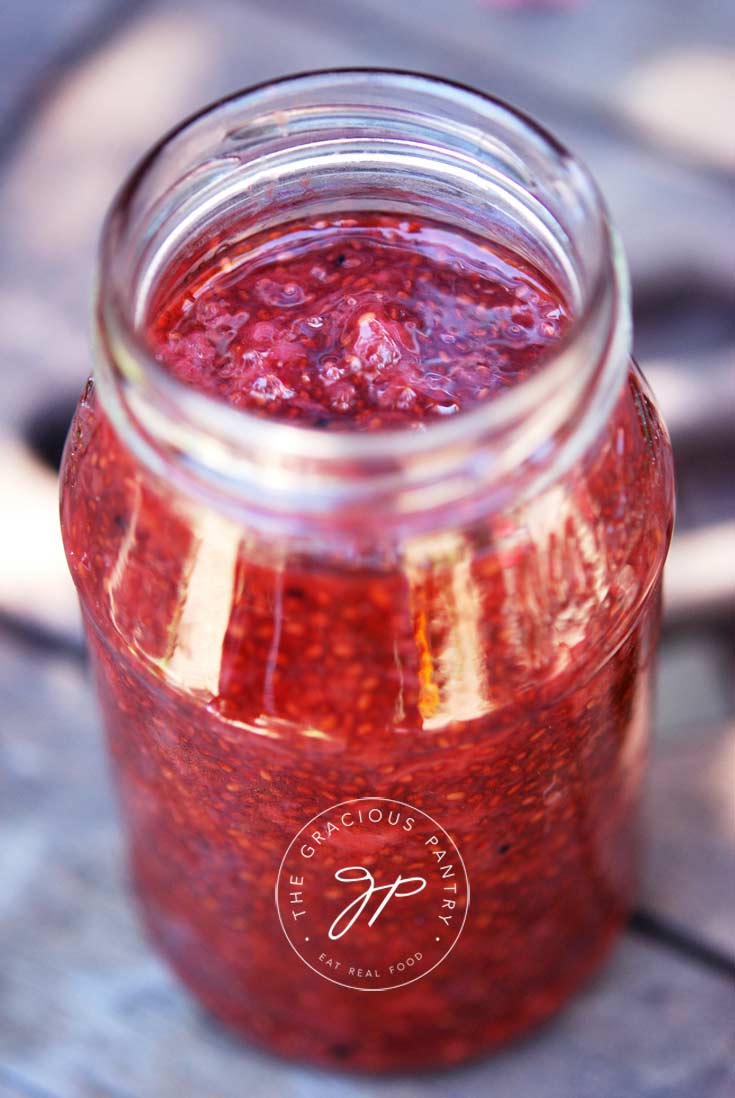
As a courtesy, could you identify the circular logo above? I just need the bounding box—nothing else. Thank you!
[275,797,469,991]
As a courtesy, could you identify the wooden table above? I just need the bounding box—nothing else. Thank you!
[1,2,733,1096]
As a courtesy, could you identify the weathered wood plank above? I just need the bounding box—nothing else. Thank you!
[662,525,735,627]
[0,0,142,145]
[644,719,735,957]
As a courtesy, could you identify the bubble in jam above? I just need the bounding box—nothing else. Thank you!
[148,213,570,430]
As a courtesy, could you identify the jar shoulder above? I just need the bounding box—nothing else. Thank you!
[59,365,674,716]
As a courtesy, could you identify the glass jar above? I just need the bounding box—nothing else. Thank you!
[60,71,674,1073]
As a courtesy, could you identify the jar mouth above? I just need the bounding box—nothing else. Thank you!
[96,69,630,520]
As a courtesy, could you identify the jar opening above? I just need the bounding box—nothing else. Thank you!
[95,70,630,525]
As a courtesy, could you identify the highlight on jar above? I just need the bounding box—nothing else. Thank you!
[59,71,674,1073]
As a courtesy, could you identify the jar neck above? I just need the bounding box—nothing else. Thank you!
[95,70,631,534]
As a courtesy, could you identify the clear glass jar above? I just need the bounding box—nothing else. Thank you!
[60,71,674,1072]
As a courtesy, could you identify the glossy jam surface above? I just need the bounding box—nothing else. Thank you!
[150,214,568,429]
[61,212,674,1072]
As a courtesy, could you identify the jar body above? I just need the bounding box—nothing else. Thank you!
[61,360,673,1070]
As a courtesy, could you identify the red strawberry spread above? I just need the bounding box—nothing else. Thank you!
[148,213,568,430]
[61,100,674,1073]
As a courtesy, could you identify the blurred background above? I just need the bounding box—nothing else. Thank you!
[0,2,733,1097]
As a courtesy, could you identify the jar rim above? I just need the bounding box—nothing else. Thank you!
[95,69,630,519]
